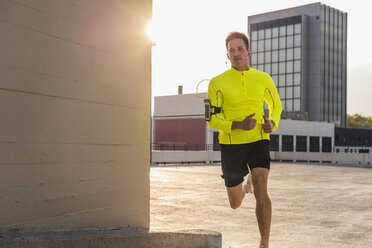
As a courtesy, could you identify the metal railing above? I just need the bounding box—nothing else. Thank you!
[152,143,372,153]
[151,143,220,151]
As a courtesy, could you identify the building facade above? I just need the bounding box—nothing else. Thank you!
[153,92,335,153]
[248,2,347,127]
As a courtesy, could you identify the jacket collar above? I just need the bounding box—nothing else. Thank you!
[230,66,251,75]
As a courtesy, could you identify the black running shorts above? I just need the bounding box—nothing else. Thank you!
[220,140,271,188]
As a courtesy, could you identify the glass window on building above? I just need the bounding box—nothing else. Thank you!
[287,35,294,48]
[296,136,307,152]
[310,136,320,152]
[279,26,286,36]
[264,63,271,74]
[294,34,301,47]
[294,86,301,98]
[294,47,301,59]
[294,60,301,72]
[213,132,220,151]
[279,37,286,49]
[250,53,257,65]
[251,31,258,40]
[279,75,285,87]
[286,61,293,73]
[294,99,300,111]
[279,62,285,74]
[258,40,264,52]
[265,51,271,63]
[286,99,293,111]
[281,99,285,110]
[265,28,271,39]
[287,24,294,35]
[265,39,271,50]
[251,41,257,52]
[294,73,301,85]
[294,23,301,34]
[322,137,332,152]
[258,29,264,40]
[272,38,278,50]
[286,87,293,99]
[272,75,278,86]
[282,135,294,152]
[272,27,279,37]
[272,62,278,74]
[272,50,278,62]
[279,87,285,98]
[270,134,279,151]
[286,74,293,86]
[258,52,264,64]
[286,48,293,60]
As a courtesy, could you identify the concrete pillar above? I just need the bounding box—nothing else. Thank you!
[0,0,151,231]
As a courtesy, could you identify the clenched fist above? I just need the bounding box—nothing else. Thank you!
[262,115,275,133]
[232,113,256,130]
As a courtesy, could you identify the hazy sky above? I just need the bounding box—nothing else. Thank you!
[149,0,372,116]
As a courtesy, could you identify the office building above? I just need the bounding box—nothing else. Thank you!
[248,2,347,127]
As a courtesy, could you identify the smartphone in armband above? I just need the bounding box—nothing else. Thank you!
[204,99,211,121]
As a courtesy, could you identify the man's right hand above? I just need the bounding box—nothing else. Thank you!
[232,113,256,130]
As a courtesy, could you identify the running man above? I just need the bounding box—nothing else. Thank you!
[207,32,282,248]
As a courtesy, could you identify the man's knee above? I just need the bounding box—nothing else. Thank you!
[226,182,244,209]
[252,167,269,200]
[229,199,242,209]
[253,184,268,201]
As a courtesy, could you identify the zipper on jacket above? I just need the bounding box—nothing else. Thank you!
[241,72,246,94]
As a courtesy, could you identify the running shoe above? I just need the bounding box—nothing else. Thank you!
[244,173,253,194]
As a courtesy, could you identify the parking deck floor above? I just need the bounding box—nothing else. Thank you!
[150,162,372,248]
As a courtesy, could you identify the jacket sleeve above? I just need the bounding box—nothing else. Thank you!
[264,74,282,131]
[207,78,233,133]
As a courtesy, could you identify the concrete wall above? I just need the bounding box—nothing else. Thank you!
[0,0,152,230]
[275,119,334,137]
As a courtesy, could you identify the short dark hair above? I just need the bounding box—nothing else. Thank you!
[225,32,250,51]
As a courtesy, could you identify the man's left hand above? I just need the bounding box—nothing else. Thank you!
[262,115,275,133]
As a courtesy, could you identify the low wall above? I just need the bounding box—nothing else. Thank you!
[0,229,222,248]
[152,151,372,165]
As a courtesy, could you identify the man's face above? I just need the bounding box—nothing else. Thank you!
[227,38,251,71]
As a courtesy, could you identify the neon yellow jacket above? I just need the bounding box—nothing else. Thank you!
[207,67,282,144]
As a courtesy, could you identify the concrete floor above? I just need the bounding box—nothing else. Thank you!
[150,162,372,248]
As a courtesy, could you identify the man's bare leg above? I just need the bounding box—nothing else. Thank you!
[252,167,271,247]
[226,182,245,209]
[226,179,252,209]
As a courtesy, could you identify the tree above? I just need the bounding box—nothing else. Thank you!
[347,114,372,129]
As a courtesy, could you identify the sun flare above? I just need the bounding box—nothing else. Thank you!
[146,19,157,45]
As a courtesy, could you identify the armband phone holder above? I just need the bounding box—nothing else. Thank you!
[204,99,221,121]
